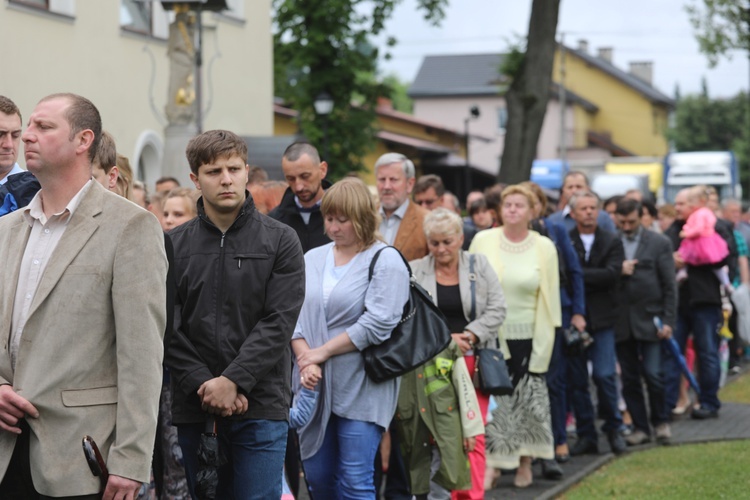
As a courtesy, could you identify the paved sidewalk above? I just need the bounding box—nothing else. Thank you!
[297,368,750,500]
[486,367,750,499]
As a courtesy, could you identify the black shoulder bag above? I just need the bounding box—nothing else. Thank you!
[362,246,452,383]
[468,254,514,396]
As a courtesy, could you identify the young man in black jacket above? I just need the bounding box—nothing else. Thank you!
[269,142,331,253]
[567,190,627,456]
[167,130,305,499]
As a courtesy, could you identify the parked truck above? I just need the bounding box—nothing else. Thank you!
[663,151,741,203]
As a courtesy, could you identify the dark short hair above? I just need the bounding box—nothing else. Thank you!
[413,174,445,197]
[41,93,102,163]
[156,176,181,187]
[283,142,321,164]
[483,183,506,215]
[469,197,488,216]
[186,129,248,174]
[615,197,641,216]
[0,95,21,123]
[641,199,657,218]
[93,130,117,173]
[563,170,590,187]
[604,195,624,209]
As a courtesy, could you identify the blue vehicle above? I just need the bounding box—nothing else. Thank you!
[663,151,741,203]
[530,159,569,190]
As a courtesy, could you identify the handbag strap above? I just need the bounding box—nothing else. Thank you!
[469,254,477,322]
[368,245,412,281]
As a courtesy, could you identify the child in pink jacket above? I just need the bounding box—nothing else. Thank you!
[677,186,730,289]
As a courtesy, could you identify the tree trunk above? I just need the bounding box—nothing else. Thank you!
[498,0,561,184]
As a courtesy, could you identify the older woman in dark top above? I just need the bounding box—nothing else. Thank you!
[410,208,506,499]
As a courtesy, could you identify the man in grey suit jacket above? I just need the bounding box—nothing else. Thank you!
[0,94,167,498]
[614,198,676,446]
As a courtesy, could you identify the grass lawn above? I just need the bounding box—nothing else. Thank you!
[718,369,750,403]
[563,372,750,499]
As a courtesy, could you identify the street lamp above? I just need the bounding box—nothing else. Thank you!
[314,92,334,161]
[464,105,481,199]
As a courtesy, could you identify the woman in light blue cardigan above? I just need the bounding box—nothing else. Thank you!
[292,178,410,499]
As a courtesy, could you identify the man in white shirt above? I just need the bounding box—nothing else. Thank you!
[0,96,24,186]
[567,190,627,457]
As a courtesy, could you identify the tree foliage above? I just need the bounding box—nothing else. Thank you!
[498,0,561,184]
[686,0,750,67]
[668,87,750,183]
[273,0,447,180]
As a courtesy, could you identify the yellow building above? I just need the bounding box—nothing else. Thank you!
[553,41,673,157]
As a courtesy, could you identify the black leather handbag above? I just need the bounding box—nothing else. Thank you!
[473,347,514,396]
[466,255,514,396]
[362,246,452,383]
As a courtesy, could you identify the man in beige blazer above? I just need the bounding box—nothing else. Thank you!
[375,152,429,262]
[0,94,167,499]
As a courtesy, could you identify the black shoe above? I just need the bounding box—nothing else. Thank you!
[608,431,627,455]
[570,437,599,456]
[691,406,719,419]
[555,453,570,463]
[541,459,563,480]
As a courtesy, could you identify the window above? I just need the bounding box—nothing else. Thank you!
[120,0,169,39]
[121,0,152,34]
[10,0,75,16]
[11,0,48,8]
[497,107,508,133]
[222,0,244,20]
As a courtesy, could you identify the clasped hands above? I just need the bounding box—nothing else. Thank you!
[198,376,248,417]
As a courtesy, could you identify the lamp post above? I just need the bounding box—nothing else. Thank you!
[314,92,334,162]
[464,105,481,201]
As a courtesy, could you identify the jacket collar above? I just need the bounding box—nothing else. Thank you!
[197,191,256,233]
[276,179,333,215]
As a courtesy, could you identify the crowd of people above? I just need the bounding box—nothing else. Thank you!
[0,92,747,500]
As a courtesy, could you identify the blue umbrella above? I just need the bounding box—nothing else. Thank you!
[663,337,701,396]
[654,317,700,396]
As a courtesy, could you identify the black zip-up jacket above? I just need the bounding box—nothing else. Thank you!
[166,195,305,424]
[268,180,332,253]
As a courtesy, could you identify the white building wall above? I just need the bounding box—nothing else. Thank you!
[0,0,272,187]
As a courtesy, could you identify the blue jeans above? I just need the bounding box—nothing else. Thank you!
[664,306,722,412]
[546,307,571,446]
[567,327,623,439]
[616,338,668,433]
[177,418,288,500]
[303,414,383,500]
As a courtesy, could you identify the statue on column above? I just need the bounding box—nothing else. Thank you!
[166,4,196,126]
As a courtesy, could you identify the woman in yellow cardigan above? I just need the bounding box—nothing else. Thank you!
[469,184,561,488]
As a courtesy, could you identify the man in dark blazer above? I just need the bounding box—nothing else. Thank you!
[614,198,676,446]
[567,191,627,456]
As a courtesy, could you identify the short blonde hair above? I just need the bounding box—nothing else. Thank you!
[322,177,382,249]
[501,184,536,209]
[423,208,463,238]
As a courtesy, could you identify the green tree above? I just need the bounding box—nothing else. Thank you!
[381,74,413,114]
[686,0,750,67]
[497,0,561,184]
[273,0,446,180]
[668,88,750,184]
